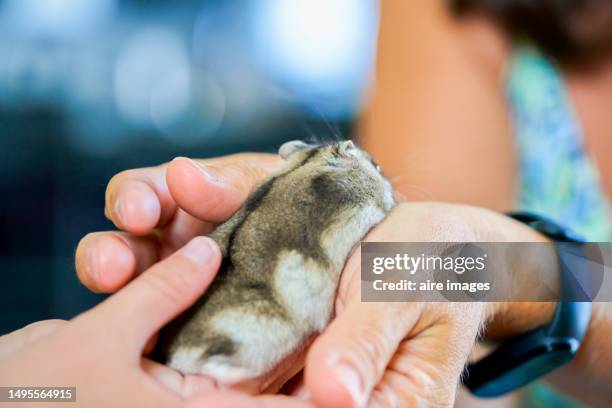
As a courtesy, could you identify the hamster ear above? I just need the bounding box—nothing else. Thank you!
[338,140,356,157]
[279,140,310,160]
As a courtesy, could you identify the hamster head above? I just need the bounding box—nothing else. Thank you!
[278,140,395,212]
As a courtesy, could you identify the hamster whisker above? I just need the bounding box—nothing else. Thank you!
[310,103,343,142]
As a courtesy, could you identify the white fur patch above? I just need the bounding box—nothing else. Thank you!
[198,362,251,384]
[167,204,390,384]
[275,250,335,331]
[321,204,386,268]
[168,346,252,383]
[167,346,205,375]
[208,311,303,381]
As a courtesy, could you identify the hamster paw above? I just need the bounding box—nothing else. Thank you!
[167,346,254,385]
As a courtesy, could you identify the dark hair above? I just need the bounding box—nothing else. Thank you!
[453,0,612,66]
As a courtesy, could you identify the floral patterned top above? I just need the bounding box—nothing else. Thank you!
[507,47,612,407]
[508,47,612,242]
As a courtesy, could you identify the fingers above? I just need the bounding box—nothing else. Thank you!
[305,302,421,408]
[231,336,311,396]
[186,390,313,408]
[87,236,221,354]
[141,359,216,398]
[258,344,309,395]
[76,211,215,294]
[366,332,452,407]
[75,231,159,293]
[105,154,282,235]
[105,165,175,235]
[79,154,280,295]
[166,154,282,223]
[0,320,67,361]
[366,306,484,407]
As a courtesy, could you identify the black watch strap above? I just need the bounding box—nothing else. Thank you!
[463,211,592,397]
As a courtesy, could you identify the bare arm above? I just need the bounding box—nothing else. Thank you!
[452,206,612,407]
[489,300,612,407]
[362,2,611,405]
[360,0,514,210]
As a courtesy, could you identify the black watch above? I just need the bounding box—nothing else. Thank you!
[463,211,593,397]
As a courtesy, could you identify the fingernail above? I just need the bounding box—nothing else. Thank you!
[181,237,214,265]
[331,361,366,408]
[114,198,125,226]
[194,162,218,182]
[87,244,99,282]
[94,236,135,289]
[175,157,218,182]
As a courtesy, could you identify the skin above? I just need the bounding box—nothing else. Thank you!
[0,237,222,407]
[364,1,612,209]
[0,237,310,408]
[5,1,612,406]
[68,152,609,407]
[75,153,492,406]
[361,1,612,406]
[361,1,515,211]
[2,150,609,406]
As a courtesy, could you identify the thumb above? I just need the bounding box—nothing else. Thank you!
[85,236,221,355]
[166,154,282,223]
[305,302,421,408]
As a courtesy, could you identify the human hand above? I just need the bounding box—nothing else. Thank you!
[0,237,224,407]
[74,151,554,407]
[76,153,282,293]
[296,203,486,407]
[75,152,313,393]
[300,201,564,407]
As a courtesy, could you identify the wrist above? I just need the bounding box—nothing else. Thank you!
[467,208,560,339]
[483,302,556,340]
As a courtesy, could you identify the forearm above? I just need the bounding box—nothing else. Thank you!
[367,203,610,404]
[418,204,611,403]
[485,301,612,406]
[361,0,514,210]
[546,303,612,406]
[476,210,612,405]
[363,2,611,401]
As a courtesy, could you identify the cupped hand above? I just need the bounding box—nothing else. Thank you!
[0,237,223,406]
[302,203,493,407]
[74,152,519,407]
[76,153,282,293]
[75,153,304,394]
[303,201,559,407]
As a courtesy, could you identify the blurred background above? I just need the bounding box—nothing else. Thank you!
[0,0,379,334]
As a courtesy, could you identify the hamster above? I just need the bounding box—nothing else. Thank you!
[160,140,395,385]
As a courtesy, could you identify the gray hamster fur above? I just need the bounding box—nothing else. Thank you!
[161,140,395,384]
